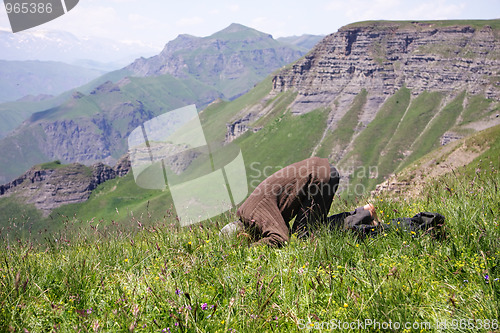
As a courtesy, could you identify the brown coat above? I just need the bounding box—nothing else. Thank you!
[237,157,337,247]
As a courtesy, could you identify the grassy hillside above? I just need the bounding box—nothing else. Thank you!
[0,72,225,182]
[1,135,498,331]
[334,87,498,193]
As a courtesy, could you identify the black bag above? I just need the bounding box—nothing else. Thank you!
[383,212,446,238]
[348,212,445,238]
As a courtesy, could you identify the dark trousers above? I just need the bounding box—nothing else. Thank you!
[327,207,374,231]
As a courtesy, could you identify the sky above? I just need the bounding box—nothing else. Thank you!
[0,0,499,51]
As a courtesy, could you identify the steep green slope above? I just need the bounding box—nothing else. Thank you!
[402,91,465,168]
[338,87,412,190]
[336,88,498,193]
[375,91,444,187]
[315,89,369,160]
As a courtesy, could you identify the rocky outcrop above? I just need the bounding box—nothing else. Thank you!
[372,178,412,195]
[440,132,464,145]
[114,154,131,177]
[226,113,252,143]
[0,156,131,215]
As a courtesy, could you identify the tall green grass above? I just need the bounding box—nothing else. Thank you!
[1,156,499,332]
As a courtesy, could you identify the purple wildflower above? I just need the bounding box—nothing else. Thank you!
[175,288,182,295]
[201,303,208,310]
[87,308,93,314]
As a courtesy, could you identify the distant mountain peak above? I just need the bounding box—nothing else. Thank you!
[176,33,199,40]
[220,23,253,33]
[129,23,305,80]
[211,23,272,40]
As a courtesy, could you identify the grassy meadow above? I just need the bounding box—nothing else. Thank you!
[1,153,499,332]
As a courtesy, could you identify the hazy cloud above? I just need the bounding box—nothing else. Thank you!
[229,4,240,12]
[410,0,466,19]
[176,16,205,27]
[325,0,467,21]
[325,0,402,21]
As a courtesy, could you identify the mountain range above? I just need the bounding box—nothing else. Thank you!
[1,19,499,226]
[0,28,159,70]
[125,23,309,100]
[0,23,316,183]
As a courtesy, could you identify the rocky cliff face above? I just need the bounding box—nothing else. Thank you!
[37,87,154,166]
[272,22,499,119]
[0,155,130,215]
[228,21,500,145]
